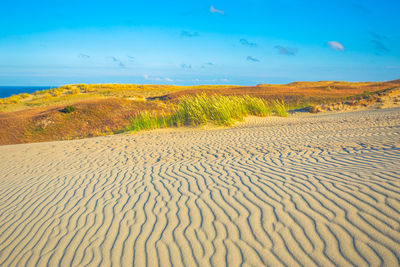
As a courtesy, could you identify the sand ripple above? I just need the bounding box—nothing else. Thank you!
[1,108,400,266]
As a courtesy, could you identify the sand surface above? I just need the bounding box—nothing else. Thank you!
[1,108,400,266]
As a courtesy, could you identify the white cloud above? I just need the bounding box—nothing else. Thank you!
[165,77,173,82]
[210,5,224,15]
[326,41,344,51]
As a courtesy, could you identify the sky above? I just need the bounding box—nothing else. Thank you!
[0,0,399,85]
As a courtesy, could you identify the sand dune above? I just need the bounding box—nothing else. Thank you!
[1,108,400,266]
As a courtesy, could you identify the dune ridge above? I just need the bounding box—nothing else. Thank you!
[0,108,400,266]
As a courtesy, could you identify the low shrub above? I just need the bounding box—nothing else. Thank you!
[70,87,80,95]
[61,106,76,113]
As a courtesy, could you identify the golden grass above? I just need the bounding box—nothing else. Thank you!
[0,80,398,145]
[0,84,238,112]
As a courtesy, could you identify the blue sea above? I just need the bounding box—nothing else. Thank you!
[0,86,57,98]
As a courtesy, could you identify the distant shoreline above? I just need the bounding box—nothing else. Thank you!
[0,86,57,98]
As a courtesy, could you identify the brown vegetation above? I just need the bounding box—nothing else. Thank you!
[0,98,167,145]
[0,80,399,145]
[152,80,400,108]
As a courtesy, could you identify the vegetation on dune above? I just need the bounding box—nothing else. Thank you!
[1,80,397,112]
[272,100,288,117]
[126,111,169,132]
[172,94,272,126]
[0,84,238,112]
[0,98,166,145]
[161,80,400,109]
[61,106,76,113]
[1,80,398,145]
[126,94,284,132]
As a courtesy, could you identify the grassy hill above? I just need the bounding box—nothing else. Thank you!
[0,80,399,145]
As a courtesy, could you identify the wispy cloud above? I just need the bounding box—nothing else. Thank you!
[201,62,215,68]
[371,40,390,52]
[370,32,388,41]
[246,56,259,62]
[210,5,224,15]
[181,30,199,37]
[127,55,134,62]
[326,41,345,51]
[78,53,90,59]
[351,3,372,14]
[240,39,257,48]
[144,74,173,82]
[181,63,192,69]
[274,45,298,55]
[109,56,126,68]
[370,32,389,54]
[110,56,119,62]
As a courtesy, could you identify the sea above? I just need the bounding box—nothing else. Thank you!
[0,86,57,98]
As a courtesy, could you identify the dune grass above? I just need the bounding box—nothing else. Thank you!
[125,112,161,131]
[272,100,288,117]
[173,94,272,126]
[0,84,238,112]
[126,94,284,132]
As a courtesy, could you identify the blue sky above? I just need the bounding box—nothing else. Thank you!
[0,0,399,85]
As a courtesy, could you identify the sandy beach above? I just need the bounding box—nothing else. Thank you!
[0,107,399,266]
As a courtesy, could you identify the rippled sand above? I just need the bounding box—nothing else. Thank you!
[0,108,400,266]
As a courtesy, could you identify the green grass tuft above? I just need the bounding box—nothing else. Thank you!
[61,105,76,113]
[125,94,281,132]
[126,111,162,131]
[272,100,288,117]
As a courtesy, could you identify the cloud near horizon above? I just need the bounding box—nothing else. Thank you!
[326,41,345,51]
[109,56,126,68]
[144,75,173,82]
[246,56,259,62]
[210,5,224,15]
[78,53,90,59]
[275,45,298,55]
[240,39,257,48]
[181,63,192,69]
[201,62,214,68]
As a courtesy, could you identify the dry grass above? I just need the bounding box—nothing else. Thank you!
[0,80,399,145]
[155,80,400,108]
[0,98,168,145]
[0,84,237,112]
